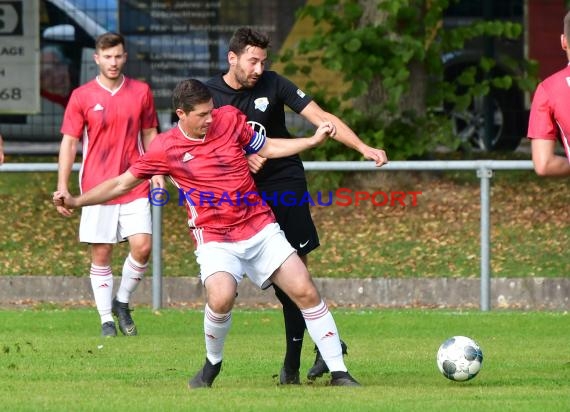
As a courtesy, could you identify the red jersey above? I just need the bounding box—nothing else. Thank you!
[61,76,158,204]
[129,105,275,245]
[527,65,570,162]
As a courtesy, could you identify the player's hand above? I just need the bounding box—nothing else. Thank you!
[362,146,388,167]
[151,175,166,189]
[53,190,76,216]
[312,121,334,146]
[247,153,267,174]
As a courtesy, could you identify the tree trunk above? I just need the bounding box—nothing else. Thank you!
[355,0,427,119]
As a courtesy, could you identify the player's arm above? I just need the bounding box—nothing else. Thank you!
[256,122,332,158]
[55,134,79,217]
[54,171,144,210]
[57,134,78,191]
[531,138,570,177]
[300,100,388,166]
[141,127,158,151]
[140,127,165,188]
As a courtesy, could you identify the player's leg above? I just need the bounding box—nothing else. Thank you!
[305,242,348,380]
[189,243,244,389]
[267,191,319,384]
[113,198,153,336]
[273,283,305,384]
[89,243,116,336]
[271,254,360,386]
[80,205,120,337]
[189,271,238,389]
[245,225,359,386]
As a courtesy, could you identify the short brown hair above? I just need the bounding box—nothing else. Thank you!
[228,27,270,55]
[95,32,125,52]
[172,79,212,112]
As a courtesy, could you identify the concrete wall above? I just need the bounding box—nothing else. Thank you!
[0,276,568,310]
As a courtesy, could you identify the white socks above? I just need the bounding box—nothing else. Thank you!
[203,304,232,365]
[116,253,148,303]
[90,264,113,324]
[90,253,147,324]
[302,300,347,373]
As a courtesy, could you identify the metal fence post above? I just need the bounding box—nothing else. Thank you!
[151,202,163,310]
[477,166,494,311]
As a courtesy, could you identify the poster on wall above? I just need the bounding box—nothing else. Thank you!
[0,0,40,114]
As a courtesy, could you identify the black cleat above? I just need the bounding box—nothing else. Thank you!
[112,298,137,336]
[101,321,117,337]
[330,371,361,387]
[307,340,348,380]
[188,358,222,389]
[279,367,301,385]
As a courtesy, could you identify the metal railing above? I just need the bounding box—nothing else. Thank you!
[0,160,535,311]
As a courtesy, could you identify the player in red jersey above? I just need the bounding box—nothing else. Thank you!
[54,78,361,388]
[527,11,570,177]
[56,32,161,337]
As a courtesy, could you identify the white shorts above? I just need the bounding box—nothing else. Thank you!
[195,222,296,289]
[79,197,152,244]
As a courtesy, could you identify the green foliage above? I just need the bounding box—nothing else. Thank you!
[280,0,539,160]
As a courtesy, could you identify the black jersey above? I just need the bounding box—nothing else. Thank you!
[206,71,313,190]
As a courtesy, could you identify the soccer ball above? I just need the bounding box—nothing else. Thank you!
[436,336,483,381]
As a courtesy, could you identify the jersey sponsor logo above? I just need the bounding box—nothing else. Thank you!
[296,89,306,98]
[299,240,310,248]
[254,97,269,112]
[182,152,194,162]
[93,103,104,111]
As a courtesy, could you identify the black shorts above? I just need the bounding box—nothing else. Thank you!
[262,187,320,257]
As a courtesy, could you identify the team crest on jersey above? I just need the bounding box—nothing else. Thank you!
[296,89,306,98]
[182,152,194,162]
[254,97,269,112]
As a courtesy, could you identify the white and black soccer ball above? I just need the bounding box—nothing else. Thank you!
[436,335,483,381]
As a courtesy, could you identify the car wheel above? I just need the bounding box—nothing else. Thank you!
[449,87,525,151]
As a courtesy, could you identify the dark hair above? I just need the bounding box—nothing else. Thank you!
[228,27,270,55]
[95,32,125,51]
[565,11,570,38]
[172,79,212,112]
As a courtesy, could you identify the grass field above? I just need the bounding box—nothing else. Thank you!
[0,308,568,411]
[0,153,568,278]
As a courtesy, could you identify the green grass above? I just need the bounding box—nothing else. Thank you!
[0,153,568,277]
[0,308,568,411]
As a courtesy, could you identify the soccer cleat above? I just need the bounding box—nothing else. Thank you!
[279,367,301,385]
[330,371,361,387]
[101,321,117,337]
[188,358,222,389]
[112,298,137,336]
[307,340,348,380]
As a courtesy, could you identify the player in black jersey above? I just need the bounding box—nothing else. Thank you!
[206,27,388,384]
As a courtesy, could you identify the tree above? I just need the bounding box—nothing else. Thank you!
[279,0,538,159]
